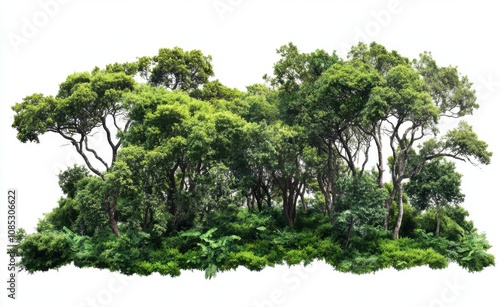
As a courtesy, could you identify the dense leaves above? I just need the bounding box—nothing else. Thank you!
[11,43,494,278]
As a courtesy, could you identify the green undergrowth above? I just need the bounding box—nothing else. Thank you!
[11,207,494,279]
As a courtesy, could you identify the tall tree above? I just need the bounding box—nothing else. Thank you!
[12,69,136,236]
[12,70,135,179]
[307,60,384,177]
[371,63,440,237]
[266,43,358,218]
[304,60,384,216]
[378,65,491,238]
[269,123,310,227]
[348,42,410,188]
[388,51,491,238]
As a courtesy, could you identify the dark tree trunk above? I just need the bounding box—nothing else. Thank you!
[343,218,354,249]
[282,178,300,227]
[108,211,120,237]
[105,191,121,237]
[317,140,336,217]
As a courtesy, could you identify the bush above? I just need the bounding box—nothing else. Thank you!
[18,231,73,272]
[378,239,448,270]
[454,233,495,272]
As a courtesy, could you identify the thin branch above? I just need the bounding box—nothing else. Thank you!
[57,129,104,180]
[84,136,110,170]
[101,116,119,165]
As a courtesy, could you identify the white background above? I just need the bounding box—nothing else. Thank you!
[1,1,499,306]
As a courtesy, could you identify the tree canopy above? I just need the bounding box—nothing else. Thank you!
[10,43,494,278]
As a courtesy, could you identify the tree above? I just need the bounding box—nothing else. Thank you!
[237,122,277,213]
[334,174,387,249]
[12,70,135,179]
[12,69,136,237]
[265,43,340,124]
[138,47,214,92]
[268,123,310,227]
[413,51,478,118]
[348,42,410,188]
[123,86,251,230]
[44,165,91,233]
[266,43,362,218]
[373,63,440,237]
[302,59,384,217]
[367,59,491,238]
[11,43,494,276]
[306,59,384,177]
[405,158,465,236]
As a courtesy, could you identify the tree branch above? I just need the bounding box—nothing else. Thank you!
[101,116,119,166]
[84,135,110,170]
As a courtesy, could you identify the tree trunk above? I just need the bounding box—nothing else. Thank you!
[383,186,397,231]
[105,192,121,237]
[317,140,336,217]
[435,209,441,237]
[108,210,121,237]
[343,218,354,249]
[282,179,298,227]
[392,181,403,239]
[375,125,384,189]
[299,182,307,211]
[252,185,263,212]
[246,193,255,213]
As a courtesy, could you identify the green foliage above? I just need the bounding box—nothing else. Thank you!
[333,174,387,247]
[136,261,181,277]
[454,233,495,272]
[181,227,241,279]
[58,165,90,198]
[17,231,73,272]
[386,194,418,238]
[227,251,268,271]
[444,121,492,165]
[406,158,464,211]
[190,80,242,101]
[12,42,494,278]
[62,227,95,268]
[416,209,466,241]
[378,239,448,270]
[138,47,214,92]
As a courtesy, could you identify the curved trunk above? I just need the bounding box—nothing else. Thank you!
[108,211,121,237]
